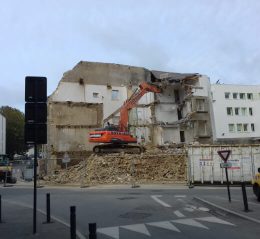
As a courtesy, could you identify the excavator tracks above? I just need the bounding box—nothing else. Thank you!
[93,144,145,154]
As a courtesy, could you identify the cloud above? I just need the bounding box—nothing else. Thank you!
[1,0,260,111]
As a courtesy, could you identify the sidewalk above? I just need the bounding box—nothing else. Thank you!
[194,193,260,224]
[0,200,78,239]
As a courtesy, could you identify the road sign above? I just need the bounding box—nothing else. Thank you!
[220,162,232,168]
[217,149,232,202]
[62,153,70,164]
[217,150,231,162]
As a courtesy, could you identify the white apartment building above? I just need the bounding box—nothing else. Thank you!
[0,113,6,154]
[211,84,260,143]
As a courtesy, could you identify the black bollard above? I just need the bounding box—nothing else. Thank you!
[89,223,97,239]
[241,182,249,212]
[46,193,51,223]
[0,195,2,223]
[70,206,76,239]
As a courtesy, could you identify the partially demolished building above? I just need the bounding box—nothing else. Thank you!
[47,61,213,168]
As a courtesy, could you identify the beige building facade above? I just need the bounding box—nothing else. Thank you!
[46,61,213,171]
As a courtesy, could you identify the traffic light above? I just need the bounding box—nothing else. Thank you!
[25,102,47,123]
[25,76,47,102]
[25,76,47,144]
[24,124,47,144]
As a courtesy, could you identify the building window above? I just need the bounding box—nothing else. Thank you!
[228,124,235,132]
[237,124,242,132]
[92,92,99,98]
[249,107,253,116]
[227,107,233,116]
[243,124,248,132]
[247,93,253,100]
[241,107,247,116]
[225,92,230,99]
[196,99,206,111]
[251,123,255,132]
[240,93,245,99]
[234,107,240,115]
[111,90,119,100]
[233,93,238,99]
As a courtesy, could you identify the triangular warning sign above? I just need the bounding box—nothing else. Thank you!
[217,150,231,162]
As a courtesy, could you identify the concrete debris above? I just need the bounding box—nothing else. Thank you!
[43,148,187,185]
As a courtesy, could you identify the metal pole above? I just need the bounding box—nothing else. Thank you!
[46,193,51,223]
[70,206,76,239]
[4,171,7,187]
[0,195,2,223]
[89,223,97,239]
[33,144,37,234]
[225,168,231,202]
[241,182,249,211]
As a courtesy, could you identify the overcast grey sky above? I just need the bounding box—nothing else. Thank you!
[1,0,260,111]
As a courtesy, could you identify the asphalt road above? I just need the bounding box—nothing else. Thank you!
[1,185,260,239]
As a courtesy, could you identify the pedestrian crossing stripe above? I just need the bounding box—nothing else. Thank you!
[196,216,235,226]
[97,226,119,239]
[174,210,185,217]
[147,221,180,232]
[171,218,209,229]
[97,216,235,239]
[121,224,151,236]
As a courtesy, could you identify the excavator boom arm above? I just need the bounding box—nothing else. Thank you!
[119,82,161,131]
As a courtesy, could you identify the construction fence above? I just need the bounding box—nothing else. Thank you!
[187,144,260,184]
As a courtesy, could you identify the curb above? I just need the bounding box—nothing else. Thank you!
[194,196,260,224]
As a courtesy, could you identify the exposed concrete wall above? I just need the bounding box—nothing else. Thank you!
[47,101,102,172]
[50,83,127,119]
[48,102,103,151]
[60,61,151,86]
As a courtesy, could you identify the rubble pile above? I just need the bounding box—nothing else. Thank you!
[43,148,187,185]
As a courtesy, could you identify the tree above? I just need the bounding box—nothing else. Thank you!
[0,106,26,158]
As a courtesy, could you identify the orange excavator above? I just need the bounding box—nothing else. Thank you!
[89,82,161,153]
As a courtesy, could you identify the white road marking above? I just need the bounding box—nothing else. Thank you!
[151,195,172,208]
[172,219,209,229]
[198,207,210,212]
[196,216,235,226]
[174,210,185,217]
[121,224,151,236]
[186,204,197,209]
[97,216,235,238]
[174,195,187,198]
[97,226,119,239]
[184,207,195,212]
[147,221,180,232]
[177,198,185,202]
